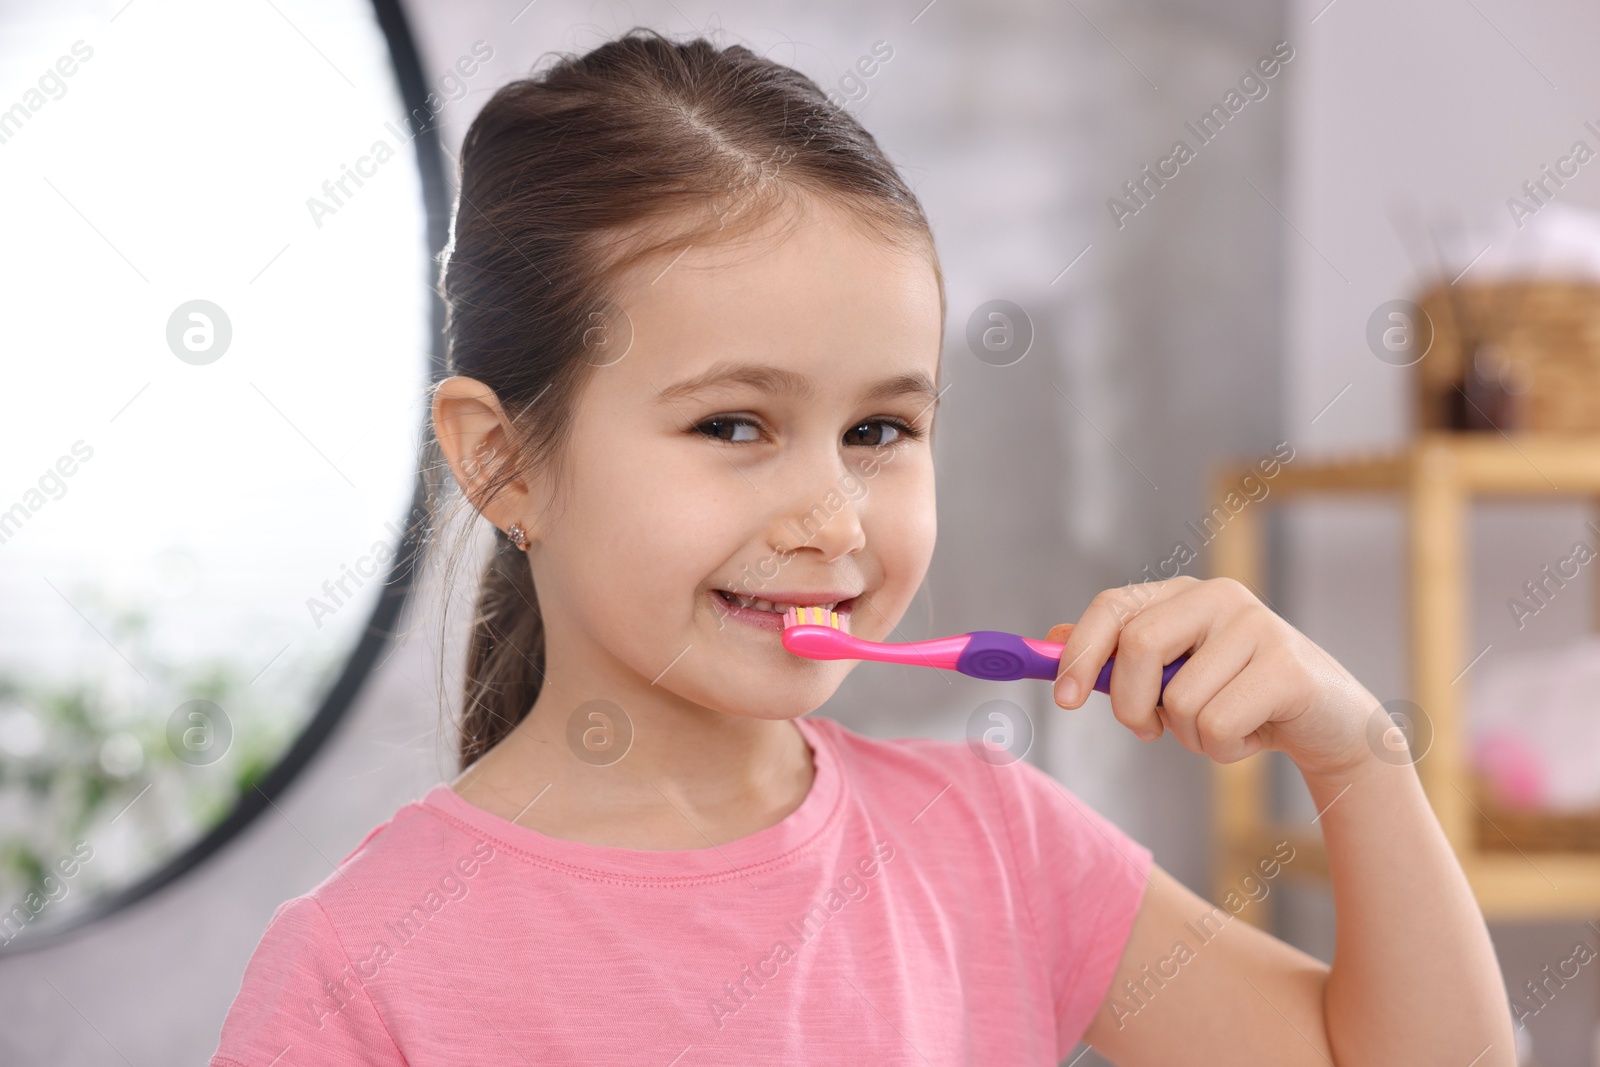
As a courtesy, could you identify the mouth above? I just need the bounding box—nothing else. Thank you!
[710,589,860,632]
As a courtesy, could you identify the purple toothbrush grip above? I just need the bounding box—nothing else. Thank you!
[953,631,1190,700]
[1094,654,1188,700]
[955,631,1064,681]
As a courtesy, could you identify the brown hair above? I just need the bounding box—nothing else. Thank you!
[423,27,946,770]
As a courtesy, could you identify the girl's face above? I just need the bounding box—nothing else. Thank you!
[525,196,943,722]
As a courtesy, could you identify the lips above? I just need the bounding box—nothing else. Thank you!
[716,588,857,614]
[710,588,861,633]
[716,591,838,613]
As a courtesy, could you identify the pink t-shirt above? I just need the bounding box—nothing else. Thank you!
[210,715,1150,1066]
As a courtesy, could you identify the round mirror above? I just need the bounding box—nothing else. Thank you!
[0,0,443,949]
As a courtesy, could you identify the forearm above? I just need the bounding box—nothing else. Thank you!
[1306,752,1512,1064]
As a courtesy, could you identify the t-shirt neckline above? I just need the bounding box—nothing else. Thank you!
[421,715,842,885]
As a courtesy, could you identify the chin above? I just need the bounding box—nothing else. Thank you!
[685,665,849,722]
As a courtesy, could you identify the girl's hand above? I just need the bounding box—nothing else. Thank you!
[1046,576,1382,780]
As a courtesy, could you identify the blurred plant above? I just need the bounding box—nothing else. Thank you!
[0,583,347,929]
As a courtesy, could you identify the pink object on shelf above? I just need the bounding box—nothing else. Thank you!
[1471,731,1547,810]
[1467,636,1600,812]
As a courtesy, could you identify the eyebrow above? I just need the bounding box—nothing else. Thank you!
[653,361,941,411]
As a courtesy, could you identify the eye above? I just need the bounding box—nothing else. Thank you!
[693,414,926,447]
[844,418,921,447]
[694,415,764,444]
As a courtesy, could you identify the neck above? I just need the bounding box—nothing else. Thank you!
[453,672,815,849]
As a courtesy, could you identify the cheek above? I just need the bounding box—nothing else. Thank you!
[856,458,936,628]
[558,436,739,613]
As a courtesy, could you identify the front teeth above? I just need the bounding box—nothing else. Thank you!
[723,591,837,614]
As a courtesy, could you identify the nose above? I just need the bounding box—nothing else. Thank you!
[771,450,868,564]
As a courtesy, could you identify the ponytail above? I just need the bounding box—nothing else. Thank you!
[458,527,546,767]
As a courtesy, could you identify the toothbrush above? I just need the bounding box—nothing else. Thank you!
[780,606,1189,697]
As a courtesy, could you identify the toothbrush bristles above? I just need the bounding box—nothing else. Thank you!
[782,605,849,633]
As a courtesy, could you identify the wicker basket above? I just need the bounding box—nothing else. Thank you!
[1414,280,1600,433]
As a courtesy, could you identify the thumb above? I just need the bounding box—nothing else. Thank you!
[1045,622,1074,644]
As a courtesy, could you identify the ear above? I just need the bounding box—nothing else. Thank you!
[431,375,548,539]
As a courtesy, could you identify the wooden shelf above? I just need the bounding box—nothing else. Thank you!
[1208,432,1600,925]
[1223,828,1600,921]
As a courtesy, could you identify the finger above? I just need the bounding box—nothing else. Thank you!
[1106,583,1232,741]
[1053,577,1200,709]
[1151,623,1256,754]
[1045,622,1074,645]
[1193,659,1297,763]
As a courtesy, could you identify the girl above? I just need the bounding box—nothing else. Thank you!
[211,28,1512,1066]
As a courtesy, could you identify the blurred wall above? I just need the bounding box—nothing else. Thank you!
[1,1,1296,1063]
